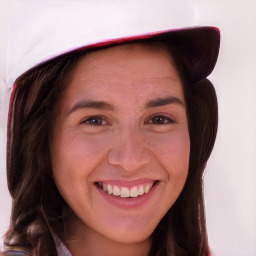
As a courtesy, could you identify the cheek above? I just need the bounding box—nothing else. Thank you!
[147,128,190,178]
[51,129,112,193]
[142,129,190,220]
[167,131,190,171]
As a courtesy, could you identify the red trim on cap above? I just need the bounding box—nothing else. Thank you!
[75,32,156,52]
[207,247,213,256]
[8,84,17,126]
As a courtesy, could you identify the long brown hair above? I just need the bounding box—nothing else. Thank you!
[4,41,218,256]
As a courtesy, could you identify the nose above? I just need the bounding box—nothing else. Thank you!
[108,127,152,172]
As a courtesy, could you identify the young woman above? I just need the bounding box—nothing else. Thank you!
[1,2,220,256]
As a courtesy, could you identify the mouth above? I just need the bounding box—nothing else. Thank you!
[95,180,158,198]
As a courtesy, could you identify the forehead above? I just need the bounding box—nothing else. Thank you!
[73,42,179,78]
[60,42,185,107]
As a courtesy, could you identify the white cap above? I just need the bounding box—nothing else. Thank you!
[2,0,219,89]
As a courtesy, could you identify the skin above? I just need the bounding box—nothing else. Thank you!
[51,42,190,256]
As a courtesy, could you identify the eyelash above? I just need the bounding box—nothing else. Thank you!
[80,115,175,126]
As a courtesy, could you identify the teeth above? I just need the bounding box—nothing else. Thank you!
[145,184,151,193]
[121,187,129,197]
[107,184,112,194]
[138,186,144,196]
[113,186,121,196]
[130,187,138,197]
[100,182,155,198]
[103,183,107,192]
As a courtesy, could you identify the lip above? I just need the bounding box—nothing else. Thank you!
[94,180,160,209]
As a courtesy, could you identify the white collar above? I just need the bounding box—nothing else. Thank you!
[54,236,73,256]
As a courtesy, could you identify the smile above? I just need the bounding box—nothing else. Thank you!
[96,181,157,198]
[94,180,160,209]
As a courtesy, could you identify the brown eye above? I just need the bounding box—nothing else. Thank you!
[81,116,106,125]
[151,115,175,125]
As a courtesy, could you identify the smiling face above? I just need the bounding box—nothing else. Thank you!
[51,42,190,249]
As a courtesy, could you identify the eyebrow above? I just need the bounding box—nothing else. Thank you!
[68,96,184,115]
[68,100,115,114]
[145,96,184,108]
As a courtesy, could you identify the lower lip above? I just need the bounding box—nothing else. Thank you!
[94,182,159,209]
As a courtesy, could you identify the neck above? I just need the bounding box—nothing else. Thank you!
[63,214,152,256]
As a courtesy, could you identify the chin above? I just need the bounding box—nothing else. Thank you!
[95,216,157,244]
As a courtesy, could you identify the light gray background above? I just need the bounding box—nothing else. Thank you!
[0,1,256,255]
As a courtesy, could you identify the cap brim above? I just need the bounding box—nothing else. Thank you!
[67,26,220,82]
